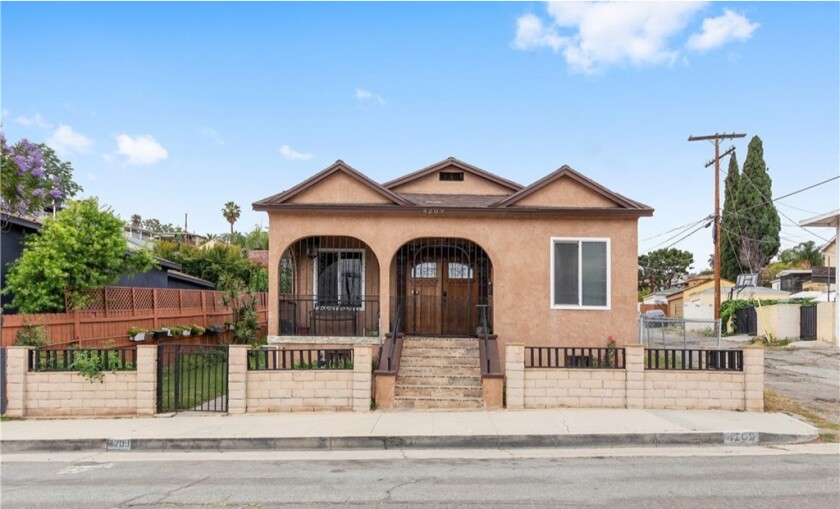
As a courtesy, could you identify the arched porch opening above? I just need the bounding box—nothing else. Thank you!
[390,238,493,337]
[278,236,380,337]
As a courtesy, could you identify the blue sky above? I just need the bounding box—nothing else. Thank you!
[3,1,838,270]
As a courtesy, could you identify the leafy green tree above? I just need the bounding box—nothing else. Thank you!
[130,214,142,227]
[737,136,781,272]
[152,240,264,290]
[638,248,695,292]
[3,198,155,313]
[222,201,241,236]
[39,144,83,208]
[720,153,743,281]
[219,274,259,346]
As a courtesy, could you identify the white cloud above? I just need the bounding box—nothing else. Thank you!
[199,126,225,145]
[513,2,761,74]
[115,134,169,166]
[16,112,53,129]
[687,9,759,52]
[513,13,566,52]
[279,144,313,161]
[355,88,386,106]
[48,125,92,153]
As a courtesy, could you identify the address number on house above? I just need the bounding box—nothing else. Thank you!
[723,431,758,445]
[106,438,132,451]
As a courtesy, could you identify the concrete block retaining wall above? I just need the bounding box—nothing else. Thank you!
[506,344,763,412]
[5,345,157,417]
[5,345,373,417]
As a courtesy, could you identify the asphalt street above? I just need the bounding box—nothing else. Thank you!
[2,448,839,508]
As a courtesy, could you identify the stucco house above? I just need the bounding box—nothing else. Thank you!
[254,157,652,408]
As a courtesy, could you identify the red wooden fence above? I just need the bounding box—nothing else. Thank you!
[1,287,268,348]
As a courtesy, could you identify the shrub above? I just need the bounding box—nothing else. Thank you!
[14,322,49,347]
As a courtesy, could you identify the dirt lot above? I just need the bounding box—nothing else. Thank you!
[761,343,840,429]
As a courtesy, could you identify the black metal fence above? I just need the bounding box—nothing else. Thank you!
[645,349,743,371]
[525,347,625,369]
[248,348,354,370]
[279,296,380,337]
[157,344,228,413]
[28,348,137,372]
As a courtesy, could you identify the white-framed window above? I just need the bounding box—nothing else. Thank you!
[550,237,610,310]
[314,249,365,308]
[448,262,473,280]
[411,262,437,279]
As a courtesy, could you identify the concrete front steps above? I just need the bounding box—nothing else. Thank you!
[394,337,483,410]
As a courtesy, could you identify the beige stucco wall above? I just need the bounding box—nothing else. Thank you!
[267,211,641,369]
[513,178,617,208]
[289,172,395,204]
[816,301,836,344]
[756,304,801,340]
[389,167,516,195]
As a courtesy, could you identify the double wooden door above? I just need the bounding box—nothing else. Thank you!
[406,257,477,336]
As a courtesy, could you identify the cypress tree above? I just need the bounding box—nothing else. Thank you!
[737,136,781,272]
[720,153,742,281]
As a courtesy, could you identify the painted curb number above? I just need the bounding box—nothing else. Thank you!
[723,431,758,445]
[106,438,132,451]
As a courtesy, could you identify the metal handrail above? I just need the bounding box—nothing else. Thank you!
[387,303,402,371]
[481,305,491,373]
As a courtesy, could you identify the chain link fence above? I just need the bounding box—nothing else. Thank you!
[638,315,723,349]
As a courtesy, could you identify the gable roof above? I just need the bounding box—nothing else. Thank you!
[383,157,523,193]
[496,165,652,211]
[253,160,411,208]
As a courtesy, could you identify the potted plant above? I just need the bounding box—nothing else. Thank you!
[153,327,172,339]
[224,321,235,331]
[128,327,148,342]
[190,325,205,336]
[206,324,223,335]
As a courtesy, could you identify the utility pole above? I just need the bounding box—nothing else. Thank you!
[688,133,746,321]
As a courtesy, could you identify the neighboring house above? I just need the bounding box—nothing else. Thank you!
[642,287,681,307]
[771,268,836,293]
[686,285,791,329]
[0,214,42,311]
[124,225,206,247]
[1,214,213,314]
[822,236,836,268]
[115,257,214,291]
[666,278,735,318]
[253,157,653,366]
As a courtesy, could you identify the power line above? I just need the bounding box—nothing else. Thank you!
[642,215,712,244]
[647,215,713,250]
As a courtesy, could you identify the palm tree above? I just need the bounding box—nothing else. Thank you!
[222,201,241,236]
[130,214,142,228]
[792,241,824,268]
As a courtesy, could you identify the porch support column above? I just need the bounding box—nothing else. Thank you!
[268,219,296,337]
[378,257,391,338]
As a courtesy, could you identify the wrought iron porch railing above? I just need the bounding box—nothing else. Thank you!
[278,296,379,337]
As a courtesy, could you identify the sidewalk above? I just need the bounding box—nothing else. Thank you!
[0,409,818,453]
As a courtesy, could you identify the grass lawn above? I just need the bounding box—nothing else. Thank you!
[159,354,227,412]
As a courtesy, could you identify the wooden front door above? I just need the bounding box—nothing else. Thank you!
[406,258,478,336]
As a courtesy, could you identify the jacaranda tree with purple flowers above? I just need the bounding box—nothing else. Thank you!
[1,133,82,216]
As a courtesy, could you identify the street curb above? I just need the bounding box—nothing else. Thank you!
[0,431,818,453]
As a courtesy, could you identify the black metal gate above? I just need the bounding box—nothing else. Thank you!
[735,307,757,336]
[800,305,817,340]
[393,238,493,337]
[157,344,229,413]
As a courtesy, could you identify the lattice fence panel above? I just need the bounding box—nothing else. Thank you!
[133,288,154,311]
[79,289,106,311]
[104,287,134,311]
[181,290,202,309]
[156,289,181,310]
